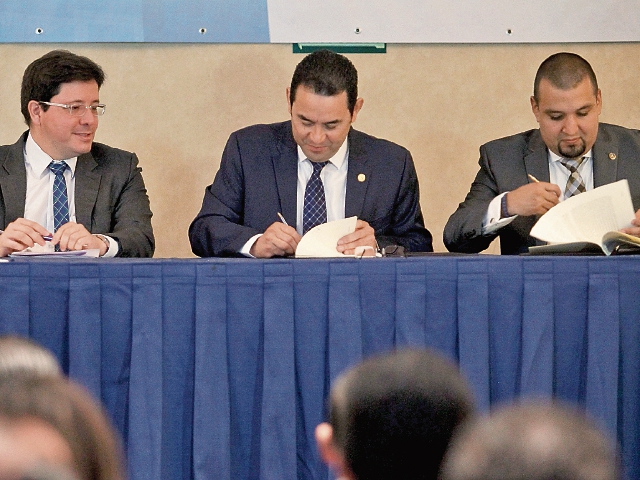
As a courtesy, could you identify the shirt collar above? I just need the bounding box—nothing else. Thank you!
[548,148,592,164]
[25,132,78,177]
[297,137,349,169]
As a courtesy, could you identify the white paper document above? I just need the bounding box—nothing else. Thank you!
[10,248,100,258]
[295,216,357,257]
[530,179,636,254]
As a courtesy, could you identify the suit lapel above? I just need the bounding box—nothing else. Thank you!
[524,131,551,183]
[345,129,369,218]
[592,125,618,188]
[0,133,29,227]
[273,122,299,229]
[74,151,101,230]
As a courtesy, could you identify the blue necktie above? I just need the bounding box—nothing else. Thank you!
[303,161,329,234]
[49,161,70,232]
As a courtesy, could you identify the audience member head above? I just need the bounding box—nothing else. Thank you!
[0,336,61,379]
[316,348,474,480]
[289,49,359,114]
[21,50,105,126]
[440,401,620,480]
[0,418,80,480]
[0,375,125,480]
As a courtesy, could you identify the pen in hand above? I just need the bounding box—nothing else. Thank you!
[528,174,540,183]
[277,212,289,226]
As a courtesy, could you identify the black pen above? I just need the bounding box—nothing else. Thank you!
[277,212,289,226]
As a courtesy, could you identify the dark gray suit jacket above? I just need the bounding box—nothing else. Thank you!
[189,121,432,257]
[0,132,154,257]
[444,123,640,254]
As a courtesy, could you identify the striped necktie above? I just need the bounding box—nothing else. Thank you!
[559,156,586,198]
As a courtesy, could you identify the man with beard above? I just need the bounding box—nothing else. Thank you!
[444,52,640,254]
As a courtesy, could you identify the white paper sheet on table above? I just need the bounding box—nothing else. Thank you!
[295,216,357,257]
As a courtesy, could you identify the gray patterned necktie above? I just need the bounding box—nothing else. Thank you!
[559,156,586,198]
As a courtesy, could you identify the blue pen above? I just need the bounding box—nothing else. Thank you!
[43,235,53,241]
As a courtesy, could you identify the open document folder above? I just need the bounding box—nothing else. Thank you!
[295,216,357,257]
[529,179,640,255]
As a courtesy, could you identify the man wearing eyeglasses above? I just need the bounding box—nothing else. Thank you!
[0,50,154,257]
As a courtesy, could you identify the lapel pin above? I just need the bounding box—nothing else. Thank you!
[609,152,617,160]
[357,173,366,182]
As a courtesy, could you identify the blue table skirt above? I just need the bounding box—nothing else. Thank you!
[0,256,638,480]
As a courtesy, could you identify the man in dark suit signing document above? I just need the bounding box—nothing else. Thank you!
[445,52,640,254]
[0,50,154,258]
[189,49,432,257]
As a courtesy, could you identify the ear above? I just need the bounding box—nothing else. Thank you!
[595,88,602,114]
[28,100,44,126]
[315,423,350,477]
[350,97,364,123]
[286,86,292,115]
[530,95,541,123]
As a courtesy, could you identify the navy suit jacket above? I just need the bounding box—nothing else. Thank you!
[0,132,155,257]
[190,121,432,257]
[444,123,640,254]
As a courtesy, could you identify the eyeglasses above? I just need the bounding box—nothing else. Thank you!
[39,101,106,116]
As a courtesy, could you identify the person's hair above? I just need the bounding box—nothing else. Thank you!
[329,348,474,480]
[440,401,620,480]
[533,52,598,103]
[21,50,105,126]
[0,376,125,480]
[289,49,358,114]
[0,336,61,378]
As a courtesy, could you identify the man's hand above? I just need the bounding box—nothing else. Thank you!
[53,222,108,256]
[336,220,376,255]
[506,182,561,216]
[620,209,640,238]
[0,218,51,257]
[250,222,301,258]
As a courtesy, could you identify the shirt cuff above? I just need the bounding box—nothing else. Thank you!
[483,193,517,235]
[239,234,262,258]
[99,235,119,258]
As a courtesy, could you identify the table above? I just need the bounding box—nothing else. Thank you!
[0,256,638,480]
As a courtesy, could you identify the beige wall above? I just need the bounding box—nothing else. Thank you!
[1,43,639,257]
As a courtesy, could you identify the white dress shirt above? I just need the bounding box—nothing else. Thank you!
[483,149,593,234]
[23,133,118,256]
[240,138,350,256]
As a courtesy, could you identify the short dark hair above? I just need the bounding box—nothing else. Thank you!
[289,49,358,114]
[441,401,620,480]
[21,50,105,126]
[329,349,474,480]
[0,375,125,480]
[533,52,598,103]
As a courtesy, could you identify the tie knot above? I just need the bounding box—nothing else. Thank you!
[311,161,329,175]
[48,161,69,176]
[559,156,585,172]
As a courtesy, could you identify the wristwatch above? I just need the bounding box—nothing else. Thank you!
[94,234,110,254]
[500,195,510,219]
